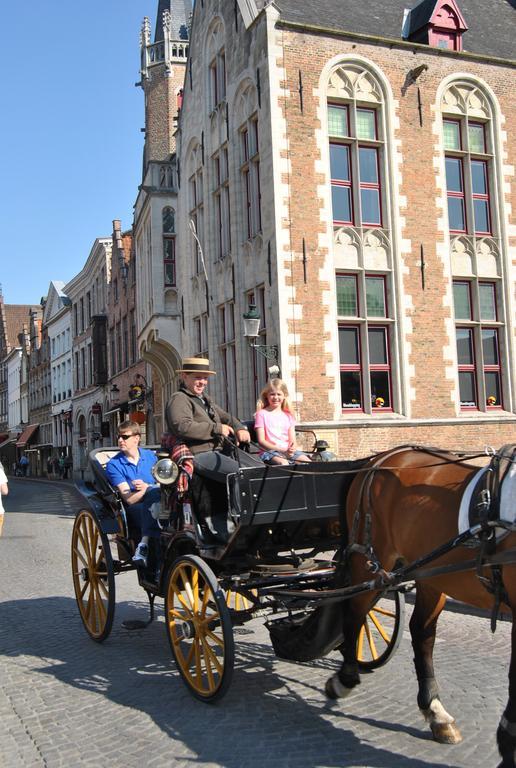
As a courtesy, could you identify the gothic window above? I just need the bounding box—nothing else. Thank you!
[240,116,261,240]
[206,19,226,111]
[212,146,231,259]
[209,49,226,110]
[162,206,176,286]
[337,273,393,412]
[194,313,209,358]
[327,63,399,416]
[329,104,382,227]
[188,145,204,275]
[218,302,237,411]
[442,81,507,412]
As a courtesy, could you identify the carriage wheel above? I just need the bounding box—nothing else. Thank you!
[357,590,405,670]
[71,509,115,642]
[165,555,234,702]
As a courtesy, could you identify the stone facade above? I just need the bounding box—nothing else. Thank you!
[171,0,515,456]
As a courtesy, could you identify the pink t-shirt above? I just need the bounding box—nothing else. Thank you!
[254,408,296,453]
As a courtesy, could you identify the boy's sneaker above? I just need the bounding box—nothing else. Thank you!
[132,542,149,567]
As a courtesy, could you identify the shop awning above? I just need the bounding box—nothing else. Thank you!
[16,424,39,448]
[0,437,16,450]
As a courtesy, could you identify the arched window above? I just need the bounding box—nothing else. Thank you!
[441,81,507,411]
[235,82,261,241]
[187,143,204,276]
[327,62,398,415]
[206,19,226,111]
[162,207,176,287]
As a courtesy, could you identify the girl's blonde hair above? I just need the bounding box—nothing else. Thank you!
[256,379,293,414]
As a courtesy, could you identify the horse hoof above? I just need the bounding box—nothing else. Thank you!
[325,674,352,700]
[325,677,339,699]
[430,721,463,744]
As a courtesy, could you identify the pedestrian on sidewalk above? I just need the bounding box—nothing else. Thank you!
[0,460,8,536]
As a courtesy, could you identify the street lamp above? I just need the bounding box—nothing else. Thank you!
[243,304,281,377]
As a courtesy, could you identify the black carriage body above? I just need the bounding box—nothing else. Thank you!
[218,459,365,562]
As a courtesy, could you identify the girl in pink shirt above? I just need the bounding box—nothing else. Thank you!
[254,379,311,465]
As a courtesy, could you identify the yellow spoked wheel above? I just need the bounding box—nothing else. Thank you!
[165,555,234,702]
[357,591,405,670]
[225,587,258,614]
[71,509,115,642]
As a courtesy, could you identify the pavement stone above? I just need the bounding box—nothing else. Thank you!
[0,478,512,767]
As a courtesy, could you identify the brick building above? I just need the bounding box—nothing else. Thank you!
[105,220,156,443]
[158,0,515,456]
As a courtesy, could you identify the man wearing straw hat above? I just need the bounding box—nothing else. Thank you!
[166,357,263,540]
[166,357,263,476]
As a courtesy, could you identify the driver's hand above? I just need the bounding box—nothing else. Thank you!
[220,424,235,437]
[236,429,251,444]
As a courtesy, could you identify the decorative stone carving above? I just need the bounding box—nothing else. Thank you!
[333,228,360,269]
[450,236,474,275]
[476,237,500,277]
[363,230,390,270]
[441,83,490,120]
[328,65,381,104]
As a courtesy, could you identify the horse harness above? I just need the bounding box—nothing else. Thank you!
[346,444,516,632]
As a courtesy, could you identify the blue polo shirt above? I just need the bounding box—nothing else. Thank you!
[105,448,157,491]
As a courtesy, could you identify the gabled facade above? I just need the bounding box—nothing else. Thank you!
[403,0,468,51]
[169,0,515,457]
[26,304,53,475]
[43,281,73,466]
[65,238,111,478]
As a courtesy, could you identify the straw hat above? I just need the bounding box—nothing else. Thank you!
[177,357,216,375]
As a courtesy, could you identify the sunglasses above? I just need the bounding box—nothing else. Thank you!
[117,433,136,440]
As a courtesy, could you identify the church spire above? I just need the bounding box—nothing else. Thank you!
[154,0,192,43]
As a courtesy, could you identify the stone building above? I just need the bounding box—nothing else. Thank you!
[26,304,53,476]
[105,220,155,442]
[44,281,73,469]
[65,238,112,479]
[162,0,515,456]
[0,301,40,470]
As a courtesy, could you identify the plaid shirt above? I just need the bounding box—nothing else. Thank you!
[160,432,194,495]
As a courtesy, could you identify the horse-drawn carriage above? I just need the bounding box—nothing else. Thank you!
[72,438,516,767]
[72,438,404,701]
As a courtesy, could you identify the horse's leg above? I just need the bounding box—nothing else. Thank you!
[496,609,516,768]
[410,584,462,743]
[325,592,374,699]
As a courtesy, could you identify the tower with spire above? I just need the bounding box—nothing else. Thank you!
[133,1,191,400]
[139,0,192,166]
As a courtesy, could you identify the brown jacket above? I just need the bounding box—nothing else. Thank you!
[165,387,245,456]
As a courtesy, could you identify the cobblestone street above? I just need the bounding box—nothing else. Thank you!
[0,479,510,767]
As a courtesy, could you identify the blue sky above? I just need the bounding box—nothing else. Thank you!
[1,1,159,305]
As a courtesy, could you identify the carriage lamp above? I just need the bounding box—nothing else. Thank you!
[152,457,179,485]
[243,304,280,367]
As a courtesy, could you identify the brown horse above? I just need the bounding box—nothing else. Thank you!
[325,445,516,768]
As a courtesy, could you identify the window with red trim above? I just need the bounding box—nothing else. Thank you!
[453,280,503,410]
[444,119,492,236]
[337,273,393,413]
[328,104,382,228]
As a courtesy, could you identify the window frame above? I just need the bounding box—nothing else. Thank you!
[337,272,393,414]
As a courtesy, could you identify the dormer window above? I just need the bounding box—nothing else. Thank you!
[403,0,468,52]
